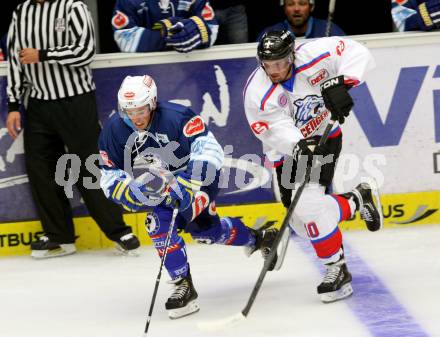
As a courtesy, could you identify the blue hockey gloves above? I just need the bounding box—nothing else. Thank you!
[153,17,181,38]
[109,170,169,212]
[109,175,148,212]
[168,172,202,211]
[320,76,353,124]
[418,0,440,30]
[165,16,210,53]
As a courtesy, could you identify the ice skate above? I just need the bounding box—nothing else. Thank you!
[351,180,384,231]
[317,258,353,303]
[165,271,200,319]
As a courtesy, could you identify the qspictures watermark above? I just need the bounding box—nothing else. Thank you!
[53,132,387,207]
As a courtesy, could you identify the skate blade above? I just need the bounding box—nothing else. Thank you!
[320,283,353,303]
[31,244,76,259]
[364,177,384,231]
[274,227,290,271]
[167,299,200,319]
[115,245,140,257]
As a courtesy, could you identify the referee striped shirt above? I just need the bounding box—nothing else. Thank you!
[7,0,96,112]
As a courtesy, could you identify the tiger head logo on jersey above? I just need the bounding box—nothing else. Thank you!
[293,95,329,138]
[293,95,325,124]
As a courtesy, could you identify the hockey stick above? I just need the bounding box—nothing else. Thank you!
[325,0,337,37]
[197,120,336,331]
[144,201,180,336]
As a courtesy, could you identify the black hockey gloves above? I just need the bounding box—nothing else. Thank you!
[292,138,332,164]
[320,75,354,124]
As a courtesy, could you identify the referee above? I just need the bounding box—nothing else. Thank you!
[5,0,140,258]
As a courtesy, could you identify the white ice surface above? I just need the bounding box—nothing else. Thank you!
[1,225,440,337]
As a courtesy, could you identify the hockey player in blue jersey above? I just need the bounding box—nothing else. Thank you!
[392,0,440,31]
[111,0,218,53]
[98,75,279,319]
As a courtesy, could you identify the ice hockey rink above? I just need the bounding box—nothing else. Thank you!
[1,225,439,337]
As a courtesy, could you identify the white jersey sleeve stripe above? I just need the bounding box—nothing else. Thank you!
[260,83,278,111]
[242,67,260,100]
[295,52,330,74]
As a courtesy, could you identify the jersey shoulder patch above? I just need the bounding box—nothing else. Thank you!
[183,116,206,137]
[112,10,129,29]
[250,121,269,135]
[201,4,215,20]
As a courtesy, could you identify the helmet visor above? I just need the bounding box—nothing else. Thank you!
[120,104,152,118]
[261,54,293,72]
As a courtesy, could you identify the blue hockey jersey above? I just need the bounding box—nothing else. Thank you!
[98,101,224,202]
[111,0,218,52]
[392,0,440,31]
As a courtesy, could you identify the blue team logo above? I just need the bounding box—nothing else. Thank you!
[293,95,326,127]
[146,213,161,235]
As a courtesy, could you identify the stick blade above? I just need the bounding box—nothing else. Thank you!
[197,312,246,332]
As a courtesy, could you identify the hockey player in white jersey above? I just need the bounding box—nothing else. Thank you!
[243,30,384,303]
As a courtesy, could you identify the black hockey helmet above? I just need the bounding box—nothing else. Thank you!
[257,30,295,62]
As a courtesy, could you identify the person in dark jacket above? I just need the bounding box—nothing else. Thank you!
[211,0,248,44]
[5,0,140,258]
[258,0,345,40]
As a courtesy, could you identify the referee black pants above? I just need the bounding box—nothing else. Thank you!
[24,91,132,244]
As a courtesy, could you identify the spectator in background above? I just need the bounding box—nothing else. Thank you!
[0,34,7,61]
[6,0,140,259]
[391,0,440,31]
[211,0,248,44]
[111,0,218,53]
[258,0,345,40]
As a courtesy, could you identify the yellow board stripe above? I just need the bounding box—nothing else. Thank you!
[2,190,440,256]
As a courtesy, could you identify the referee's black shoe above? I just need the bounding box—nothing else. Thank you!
[30,235,76,259]
[115,233,140,255]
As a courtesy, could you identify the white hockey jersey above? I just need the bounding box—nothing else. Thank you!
[243,37,375,162]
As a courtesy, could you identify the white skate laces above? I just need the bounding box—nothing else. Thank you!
[322,260,344,284]
[360,207,373,222]
[169,280,189,300]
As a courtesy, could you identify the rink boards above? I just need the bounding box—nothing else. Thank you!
[1,189,439,256]
[1,32,440,256]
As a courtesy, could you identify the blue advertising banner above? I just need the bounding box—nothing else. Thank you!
[0,58,276,222]
[2,38,440,223]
